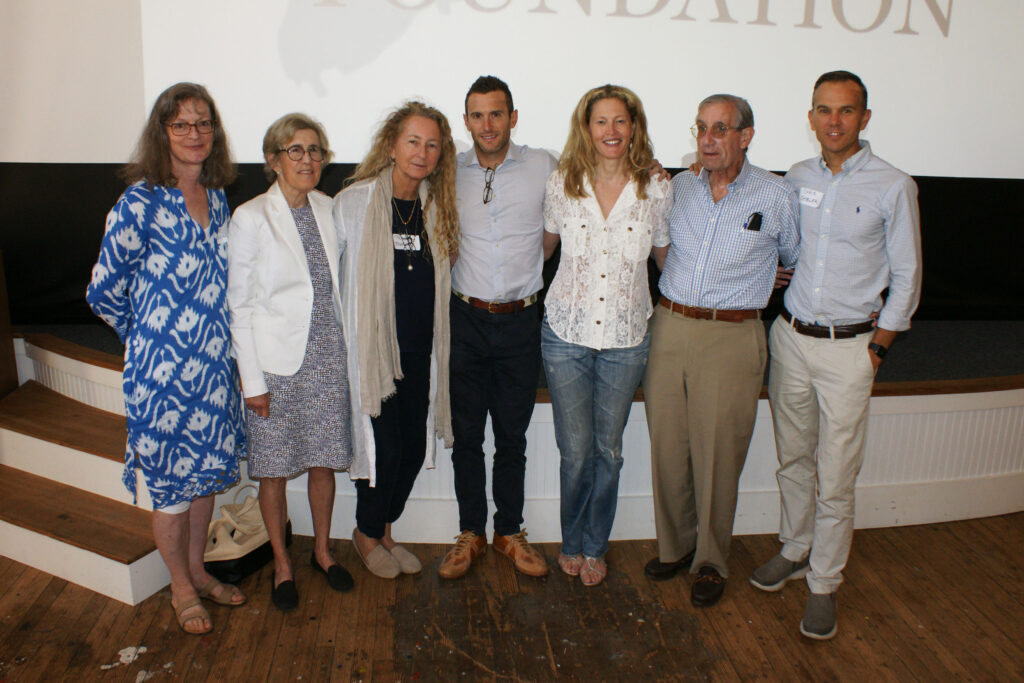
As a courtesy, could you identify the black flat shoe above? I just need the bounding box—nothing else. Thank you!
[644,549,695,581]
[311,552,354,592]
[691,566,726,607]
[271,575,299,611]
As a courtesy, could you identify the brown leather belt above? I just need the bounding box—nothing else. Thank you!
[658,296,759,322]
[780,308,874,339]
[453,290,538,314]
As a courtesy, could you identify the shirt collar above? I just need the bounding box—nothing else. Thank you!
[698,155,752,190]
[458,141,522,170]
[816,139,872,175]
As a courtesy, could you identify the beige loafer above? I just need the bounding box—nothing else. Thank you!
[353,528,400,579]
[388,544,422,574]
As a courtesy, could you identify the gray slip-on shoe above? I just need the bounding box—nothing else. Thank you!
[800,592,838,640]
[750,553,810,592]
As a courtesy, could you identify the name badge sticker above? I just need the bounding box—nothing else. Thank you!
[393,234,421,251]
[799,187,824,208]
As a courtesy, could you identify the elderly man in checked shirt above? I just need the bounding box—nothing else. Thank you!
[749,71,922,641]
[642,94,799,609]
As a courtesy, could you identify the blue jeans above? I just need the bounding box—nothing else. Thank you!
[541,319,650,558]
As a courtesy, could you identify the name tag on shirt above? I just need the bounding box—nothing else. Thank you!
[394,234,421,251]
[799,187,824,208]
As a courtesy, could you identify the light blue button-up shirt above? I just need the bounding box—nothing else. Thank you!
[660,158,800,309]
[453,142,558,302]
[783,141,922,331]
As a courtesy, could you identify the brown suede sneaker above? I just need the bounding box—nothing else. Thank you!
[437,530,486,580]
[493,530,549,577]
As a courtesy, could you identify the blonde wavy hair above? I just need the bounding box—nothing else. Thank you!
[558,84,655,201]
[348,101,459,259]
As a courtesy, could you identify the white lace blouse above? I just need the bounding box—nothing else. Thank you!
[543,171,672,349]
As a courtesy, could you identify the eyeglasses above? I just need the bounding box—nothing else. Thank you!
[168,120,215,136]
[483,166,495,204]
[279,144,324,162]
[690,123,744,139]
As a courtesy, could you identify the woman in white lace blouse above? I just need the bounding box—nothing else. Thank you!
[541,84,672,586]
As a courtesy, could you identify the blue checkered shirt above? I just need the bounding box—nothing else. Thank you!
[660,159,799,309]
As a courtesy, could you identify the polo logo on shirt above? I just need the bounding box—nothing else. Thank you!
[799,187,824,208]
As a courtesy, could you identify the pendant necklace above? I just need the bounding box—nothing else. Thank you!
[392,197,419,271]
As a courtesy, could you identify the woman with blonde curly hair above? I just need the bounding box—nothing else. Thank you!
[333,101,458,578]
[541,84,672,586]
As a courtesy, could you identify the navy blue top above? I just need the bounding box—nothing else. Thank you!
[392,197,434,353]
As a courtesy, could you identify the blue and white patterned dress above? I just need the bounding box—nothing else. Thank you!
[87,182,245,509]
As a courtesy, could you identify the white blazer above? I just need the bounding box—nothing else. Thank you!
[227,182,342,398]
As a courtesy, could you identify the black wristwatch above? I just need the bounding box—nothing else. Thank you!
[868,342,888,360]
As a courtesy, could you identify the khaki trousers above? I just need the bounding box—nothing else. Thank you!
[767,318,874,594]
[642,305,766,576]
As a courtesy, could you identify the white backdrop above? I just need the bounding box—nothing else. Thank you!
[3,0,1023,178]
[128,0,1024,178]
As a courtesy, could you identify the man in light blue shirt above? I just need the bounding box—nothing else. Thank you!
[642,94,799,609]
[749,71,922,641]
[438,76,557,580]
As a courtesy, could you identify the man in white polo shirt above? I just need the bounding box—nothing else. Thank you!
[749,71,922,640]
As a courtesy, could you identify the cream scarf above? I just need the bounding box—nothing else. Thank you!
[355,169,453,446]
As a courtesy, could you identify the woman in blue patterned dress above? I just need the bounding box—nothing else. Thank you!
[86,82,247,635]
[227,114,354,611]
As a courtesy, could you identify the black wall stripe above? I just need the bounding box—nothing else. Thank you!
[1,162,1021,324]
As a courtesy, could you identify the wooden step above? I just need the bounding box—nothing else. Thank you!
[0,380,124,461]
[0,464,168,604]
[0,380,150,508]
[0,465,152,563]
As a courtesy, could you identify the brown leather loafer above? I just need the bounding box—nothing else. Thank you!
[438,530,486,580]
[493,530,549,577]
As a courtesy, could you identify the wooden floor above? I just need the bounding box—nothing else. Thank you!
[0,513,1021,682]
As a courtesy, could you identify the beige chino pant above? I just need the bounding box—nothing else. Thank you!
[642,305,766,577]
[768,319,875,594]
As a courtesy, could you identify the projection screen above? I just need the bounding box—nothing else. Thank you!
[132,0,1022,179]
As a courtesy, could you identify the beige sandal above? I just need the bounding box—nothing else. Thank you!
[173,596,212,635]
[198,578,246,606]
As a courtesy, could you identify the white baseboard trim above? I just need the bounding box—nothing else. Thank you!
[13,338,1023,548]
[276,470,1024,544]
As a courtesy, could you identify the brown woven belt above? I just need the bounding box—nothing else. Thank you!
[780,308,874,339]
[658,296,759,322]
[453,290,538,314]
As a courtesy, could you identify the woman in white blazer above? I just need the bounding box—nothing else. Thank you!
[227,113,354,611]
[332,101,458,579]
